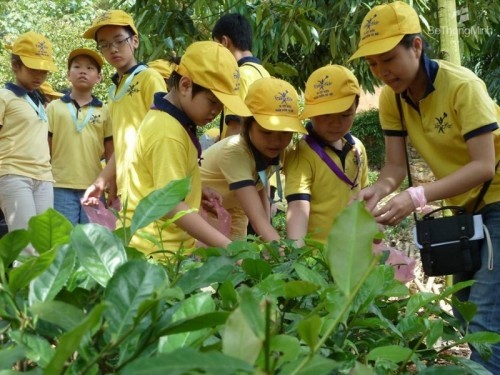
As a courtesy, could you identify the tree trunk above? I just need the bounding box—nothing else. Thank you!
[437,0,461,65]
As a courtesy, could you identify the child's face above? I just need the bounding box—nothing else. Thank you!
[68,55,101,90]
[179,79,223,126]
[365,40,422,94]
[96,26,138,73]
[311,102,357,143]
[14,64,48,92]
[248,121,293,160]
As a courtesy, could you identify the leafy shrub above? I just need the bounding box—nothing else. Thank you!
[0,179,498,374]
[352,109,385,170]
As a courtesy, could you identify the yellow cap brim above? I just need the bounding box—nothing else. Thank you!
[349,35,404,61]
[20,56,57,72]
[300,95,357,120]
[253,113,307,134]
[212,91,252,117]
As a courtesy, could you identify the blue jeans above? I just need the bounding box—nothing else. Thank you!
[454,202,500,373]
[54,188,89,226]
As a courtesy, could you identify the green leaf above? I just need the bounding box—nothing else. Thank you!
[28,208,73,254]
[327,201,377,296]
[219,280,238,310]
[159,293,215,353]
[293,263,328,289]
[158,311,230,336]
[45,303,106,374]
[30,300,86,331]
[104,260,168,339]
[426,319,443,348]
[451,295,477,323]
[284,280,320,299]
[239,288,265,340]
[121,347,253,375]
[71,224,127,287]
[280,354,337,375]
[241,258,272,280]
[298,314,321,349]
[268,335,300,368]
[0,229,29,267]
[462,331,500,344]
[405,292,436,317]
[366,345,412,363]
[222,306,262,365]
[352,361,376,374]
[131,178,190,235]
[0,346,26,370]
[9,331,54,367]
[175,256,235,294]
[8,248,57,292]
[28,244,75,305]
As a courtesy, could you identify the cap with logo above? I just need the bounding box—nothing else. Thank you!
[148,59,177,81]
[68,48,104,70]
[245,77,306,134]
[349,1,421,61]
[83,10,138,40]
[300,64,360,120]
[6,31,56,72]
[176,41,251,117]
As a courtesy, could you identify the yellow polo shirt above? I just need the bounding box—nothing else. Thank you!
[380,57,500,212]
[125,93,201,256]
[108,64,166,197]
[47,94,113,189]
[200,135,277,239]
[0,84,52,181]
[284,129,369,244]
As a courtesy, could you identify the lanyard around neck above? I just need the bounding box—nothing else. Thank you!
[23,94,47,122]
[66,102,95,132]
[108,65,147,102]
[258,166,283,203]
[305,135,360,189]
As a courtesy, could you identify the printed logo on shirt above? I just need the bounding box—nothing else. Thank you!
[90,114,101,126]
[233,69,240,93]
[434,112,451,133]
[127,82,139,96]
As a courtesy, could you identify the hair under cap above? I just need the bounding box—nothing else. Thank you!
[83,10,138,40]
[245,77,306,134]
[300,64,360,120]
[349,1,421,61]
[6,31,56,72]
[176,41,251,117]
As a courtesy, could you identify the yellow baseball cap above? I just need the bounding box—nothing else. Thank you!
[6,32,56,72]
[40,82,63,98]
[245,77,306,134]
[176,41,251,117]
[68,48,104,70]
[83,10,138,40]
[349,1,421,61]
[148,59,176,80]
[300,65,360,120]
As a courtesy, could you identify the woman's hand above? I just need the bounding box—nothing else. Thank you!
[372,190,415,226]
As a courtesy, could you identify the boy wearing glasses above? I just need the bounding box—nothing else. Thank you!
[82,10,166,204]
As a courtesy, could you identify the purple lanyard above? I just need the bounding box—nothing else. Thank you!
[304,135,360,189]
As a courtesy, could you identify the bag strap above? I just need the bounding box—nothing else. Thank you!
[395,94,494,214]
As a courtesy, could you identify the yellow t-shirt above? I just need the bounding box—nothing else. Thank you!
[380,58,500,211]
[0,84,52,181]
[200,135,277,239]
[108,64,166,197]
[220,58,270,139]
[47,94,113,189]
[125,93,201,256]
[284,131,369,244]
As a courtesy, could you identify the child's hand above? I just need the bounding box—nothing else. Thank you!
[201,186,223,211]
[82,181,104,206]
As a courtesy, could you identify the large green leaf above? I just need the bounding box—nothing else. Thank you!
[327,201,378,296]
[284,280,320,299]
[44,303,106,374]
[8,248,57,293]
[280,354,337,375]
[71,224,127,287]
[158,311,230,336]
[239,288,265,340]
[30,300,86,332]
[28,244,75,305]
[298,314,321,350]
[28,208,73,254]
[130,177,190,235]
[121,347,253,375]
[0,229,29,267]
[293,262,328,289]
[366,345,413,363]
[159,293,215,353]
[0,347,26,370]
[175,256,235,294]
[103,260,168,339]
[9,330,54,367]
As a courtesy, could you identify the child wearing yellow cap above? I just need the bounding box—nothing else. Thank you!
[0,32,56,246]
[47,48,113,226]
[284,65,369,246]
[82,10,166,203]
[39,81,63,104]
[201,77,306,242]
[124,41,251,257]
[350,2,500,372]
